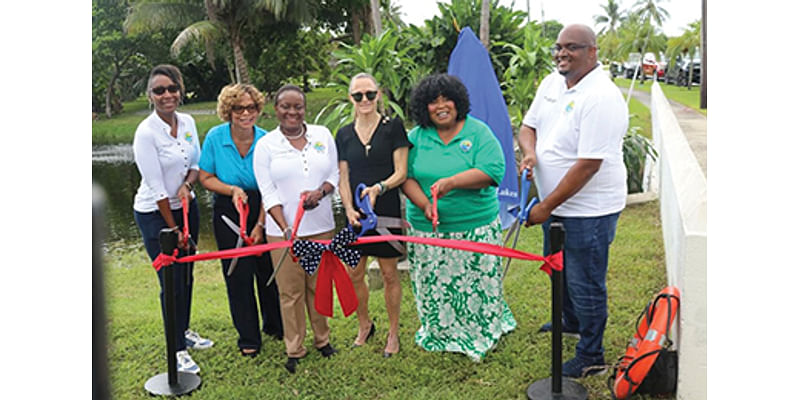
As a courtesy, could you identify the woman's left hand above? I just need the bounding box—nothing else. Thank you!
[364,184,381,207]
[301,189,323,210]
[249,224,265,245]
[177,183,192,202]
[431,176,456,197]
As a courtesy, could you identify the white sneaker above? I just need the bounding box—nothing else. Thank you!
[176,350,200,374]
[184,329,214,350]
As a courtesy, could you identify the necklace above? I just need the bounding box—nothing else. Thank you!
[356,114,381,157]
[283,125,305,140]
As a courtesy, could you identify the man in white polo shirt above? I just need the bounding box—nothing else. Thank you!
[518,24,628,378]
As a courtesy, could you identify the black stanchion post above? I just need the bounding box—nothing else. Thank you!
[144,229,201,396]
[527,222,587,400]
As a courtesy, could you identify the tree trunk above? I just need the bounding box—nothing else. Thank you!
[370,0,382,36]
[231,33,250,84]
[479,0,490,49]
[105,63,120,118]
[351,9,362,45]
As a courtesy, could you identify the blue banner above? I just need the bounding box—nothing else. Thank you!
[448,27,518,230]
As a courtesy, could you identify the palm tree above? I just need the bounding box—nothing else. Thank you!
[666,20,700,88]
[125,0,314,84]
[593,0,626,35]
[624,0,670,103]
[480,0,490,48]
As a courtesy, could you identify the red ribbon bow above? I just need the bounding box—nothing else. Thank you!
[314,251,359,318]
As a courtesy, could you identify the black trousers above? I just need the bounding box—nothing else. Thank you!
[212,191,283,350]
[134,198,200,352]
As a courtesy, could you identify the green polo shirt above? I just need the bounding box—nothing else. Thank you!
[406,115,505,232]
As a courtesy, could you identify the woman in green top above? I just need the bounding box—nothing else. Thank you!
[402,74,516,361]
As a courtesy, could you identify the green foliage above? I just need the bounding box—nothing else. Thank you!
[314,28,418,133]
[623,125,657,193]
[102,200,668,400]
[497,23,553,128]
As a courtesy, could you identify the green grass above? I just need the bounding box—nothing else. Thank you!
[102,201,669,399]
[92,87,340,145]
[613,78,707,116]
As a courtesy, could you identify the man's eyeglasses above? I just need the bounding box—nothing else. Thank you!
[231,104,259,114]
[351,91,378,102]
[151,85,180,95]
[550,43,592,57]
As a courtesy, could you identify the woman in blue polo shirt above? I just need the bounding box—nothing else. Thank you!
[198,84,282,357]
[402,74,516,361]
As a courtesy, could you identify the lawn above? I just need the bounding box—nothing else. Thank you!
[92,87,340,145]
[101,200,668,399]
[613,78,707,116]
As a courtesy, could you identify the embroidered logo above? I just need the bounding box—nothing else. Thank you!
[184,132,192,142]
[459,140,473,152]
[565,101,575,112]
[313,141,326,153]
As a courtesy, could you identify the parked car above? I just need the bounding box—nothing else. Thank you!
[665,57,701,86]
[609,61,624,78]
[623,53,641,79]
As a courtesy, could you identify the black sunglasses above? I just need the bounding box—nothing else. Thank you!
[231,104,259,114]
[351,91,378,102]
[151,84,180,95]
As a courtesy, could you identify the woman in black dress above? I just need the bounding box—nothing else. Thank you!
[335,73,410,357]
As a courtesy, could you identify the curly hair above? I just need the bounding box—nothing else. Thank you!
[216,84,265,121]
[408,74,470,128]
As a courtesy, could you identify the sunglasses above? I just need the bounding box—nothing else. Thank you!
[550,43,592,57]
[231,104,259,114]
[151,84,180,95]
[351,91,378,102]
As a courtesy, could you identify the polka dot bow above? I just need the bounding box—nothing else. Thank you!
[292,226,362,275]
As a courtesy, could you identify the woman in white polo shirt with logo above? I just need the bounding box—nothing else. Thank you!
[253,84,340,373]
[132,64,213,375]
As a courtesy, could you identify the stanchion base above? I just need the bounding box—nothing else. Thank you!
[144,372,201,396]
[527,377,588,400]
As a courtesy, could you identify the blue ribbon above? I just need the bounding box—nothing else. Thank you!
[292,227,362,275]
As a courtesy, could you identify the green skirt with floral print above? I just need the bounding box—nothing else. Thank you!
[407,218,517,361]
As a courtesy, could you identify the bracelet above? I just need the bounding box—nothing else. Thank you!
[169,226,180,232]
[257,221,265,229]
[319,186,328,197]
[229,185,235,195]
[377,181,386,195]
[282,226,292,240]
[184,181,193,191]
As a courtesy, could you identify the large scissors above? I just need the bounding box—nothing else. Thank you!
[351,183,407,254]
[502,168,539,279]
[219,198,254,276]
[266,193,307,287]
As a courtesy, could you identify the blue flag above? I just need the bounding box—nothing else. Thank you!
[448,27,518,230]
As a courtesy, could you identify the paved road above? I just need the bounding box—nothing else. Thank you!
[625,88,707,177]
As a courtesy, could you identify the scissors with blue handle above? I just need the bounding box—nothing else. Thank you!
[350,183,408,254]
[502,168,539,279]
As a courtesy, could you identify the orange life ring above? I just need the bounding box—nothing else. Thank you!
[611,286,680,399]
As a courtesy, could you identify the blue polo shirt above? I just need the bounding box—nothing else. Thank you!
[199,122,268,190]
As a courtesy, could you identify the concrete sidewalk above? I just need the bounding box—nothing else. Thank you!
[626,87,707,177]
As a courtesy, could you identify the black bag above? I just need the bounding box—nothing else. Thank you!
[636,349,678,395]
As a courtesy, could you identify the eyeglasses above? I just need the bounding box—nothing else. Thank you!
[151,85,180,95]
[351,91,378,102]
[550,43,592,57]
[232,104,259,114]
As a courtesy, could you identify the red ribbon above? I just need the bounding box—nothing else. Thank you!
[151,234,564,313]
[314,251,358,317]
[152,249,179,272]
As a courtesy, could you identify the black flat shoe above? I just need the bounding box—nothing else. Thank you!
[352,322,376,347]
[285,357,300,373]
[317,343,339,358]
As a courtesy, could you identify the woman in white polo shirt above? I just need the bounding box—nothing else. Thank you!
[132,64,213,375]
[253,84,340,373]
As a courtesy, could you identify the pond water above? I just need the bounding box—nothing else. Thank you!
[92,144,346,243]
